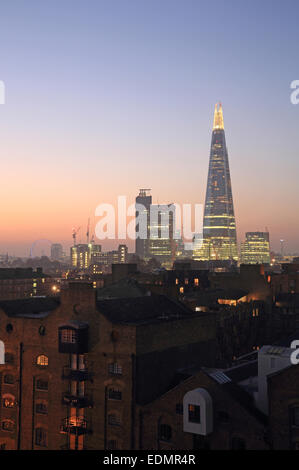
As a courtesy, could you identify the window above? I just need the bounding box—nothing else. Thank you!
[107,440,118,450]
[188,404,201,423]
[36,379,48,391]
[2,394,15,409]
[36,355,49,367]
[35,428,47,447]
[3,374,14,385]
[218,410,230,423]
[108,363,122,375]
[159,424,172,442]
[175,403,183,415]
[1,420,14,432]
[5,324,13,333]
[4,353,14,364]
[231,437,246,450]
[108,388,122,401]
[61,329,77,344]
[35,402,48,415]
[108,414,121,426]
[194,278,199,286]
[291,407,299,427]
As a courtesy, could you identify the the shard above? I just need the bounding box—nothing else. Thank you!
[195,103,238,262]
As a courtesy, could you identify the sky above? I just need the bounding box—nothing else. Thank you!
[0,0,298,256]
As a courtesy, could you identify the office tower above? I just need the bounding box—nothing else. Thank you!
[241,232,270,265]
[194,103,238,263]
[148,203,175,267]
[70,244,90,269]
[51,243,63,261]
[89,244,102,264]
[135,189,152,259]
[118,244,128,263]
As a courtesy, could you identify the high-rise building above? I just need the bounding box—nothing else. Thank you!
[241,232,270,265]
[51,243,63,261]
[194,103,238,263]
[135,189,152,260]
[148,203,175,267]
[71,244,90,269]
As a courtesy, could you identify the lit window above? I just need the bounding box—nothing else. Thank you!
[36,355,49,367]
[194,278,199,286]
[2,394,15,408]
[61,329,77,344]
[179,287,184,294]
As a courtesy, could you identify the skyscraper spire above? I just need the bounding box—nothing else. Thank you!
[194,103,238,264]
[213,102,224,130]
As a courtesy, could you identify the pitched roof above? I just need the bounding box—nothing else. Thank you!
[96,294,197,325]
[0,297,60,318]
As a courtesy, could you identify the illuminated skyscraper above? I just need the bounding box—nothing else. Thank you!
[241,232,270,265]
[194,103,238,262]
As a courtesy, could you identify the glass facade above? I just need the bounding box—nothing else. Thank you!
[240,232,270,265]
[194,103,238,262]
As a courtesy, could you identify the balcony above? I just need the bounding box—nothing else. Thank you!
[62,393,93,408]
[62,366,93,382]
[60,417,92,436]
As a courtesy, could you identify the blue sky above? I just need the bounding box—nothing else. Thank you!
[0,0,298,255]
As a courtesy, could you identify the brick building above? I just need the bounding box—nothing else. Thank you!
[0,283,217,450]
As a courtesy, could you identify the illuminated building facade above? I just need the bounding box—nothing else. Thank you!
[241,232,270,265]
[148,204,175,267]
[71,244,90,269]
[194,103,238,263]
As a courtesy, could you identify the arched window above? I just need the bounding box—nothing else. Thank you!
[2,394,15,409]
[3,374,14,385]
[36,355,48,367]
[1,420,14,432]
[159,424,172,442]
[35,427,47,447]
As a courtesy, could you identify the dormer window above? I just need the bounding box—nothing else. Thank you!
[61,329,77,344]
[58,323,89,354]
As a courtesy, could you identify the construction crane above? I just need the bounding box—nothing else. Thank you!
[86,218,90,244]
[72,227,81,246]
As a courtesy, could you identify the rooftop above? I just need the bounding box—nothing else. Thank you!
[0,297,60,318]
[96,294,198,325]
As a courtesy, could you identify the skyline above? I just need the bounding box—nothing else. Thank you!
[0,0,299,256]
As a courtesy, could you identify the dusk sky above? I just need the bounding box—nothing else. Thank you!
[0,0,298,256]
